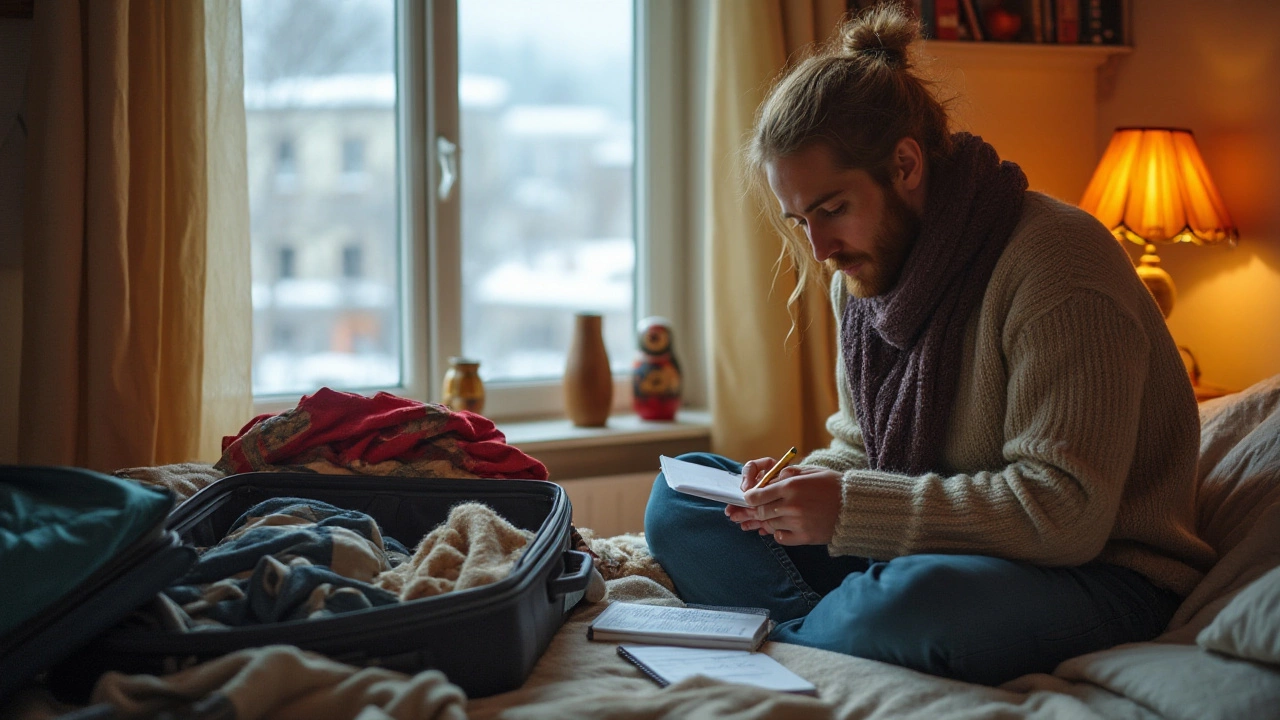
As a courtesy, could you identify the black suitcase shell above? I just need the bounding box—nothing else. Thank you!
[50,473,591,700]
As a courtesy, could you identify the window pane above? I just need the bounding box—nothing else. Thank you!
[458,0,635,382]
[242,0,400,396]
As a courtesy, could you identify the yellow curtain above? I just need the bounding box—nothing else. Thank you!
[19,0,251,471]
[706,0,847,461]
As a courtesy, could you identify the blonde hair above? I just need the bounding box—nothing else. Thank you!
[745,3,952,332]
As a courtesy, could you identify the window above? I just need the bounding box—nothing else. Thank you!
[276,139,296,174]
[342,245,363,279]
[243,0,400,397]
[342,137,365,175]
[243,0,685,417]
[453,0,634,385]
[339,137,368,193]
[278,246,296,280]
[274,138,298,192]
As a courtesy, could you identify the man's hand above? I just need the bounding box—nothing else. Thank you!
[726,462,842,546]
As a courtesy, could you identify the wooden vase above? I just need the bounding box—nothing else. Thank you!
[564,313,613,427]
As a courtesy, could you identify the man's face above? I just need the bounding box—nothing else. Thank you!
[766,143,920,299]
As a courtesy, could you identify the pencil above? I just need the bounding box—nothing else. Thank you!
[752,447,797,490]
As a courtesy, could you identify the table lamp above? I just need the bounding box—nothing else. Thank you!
[1078,127,1238,317]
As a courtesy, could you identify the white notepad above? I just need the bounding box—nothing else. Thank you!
[588,602,771,651]
[618,644,818,696]
[660,455,749,507]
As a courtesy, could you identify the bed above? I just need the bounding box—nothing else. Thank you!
[464,374,1280,720]
[9,376,1280,720]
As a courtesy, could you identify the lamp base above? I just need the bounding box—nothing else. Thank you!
[1135,244,1176,318]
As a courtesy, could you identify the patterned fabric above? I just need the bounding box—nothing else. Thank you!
[842,133,1028,474]
[214,387,548,480]
[159,498,408,629]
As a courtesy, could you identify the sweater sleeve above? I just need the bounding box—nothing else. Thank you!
[828,290,1149,566]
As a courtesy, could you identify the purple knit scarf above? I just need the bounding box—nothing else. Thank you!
[841,133,1027,474]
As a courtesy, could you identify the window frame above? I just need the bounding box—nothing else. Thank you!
[254,0,692,421]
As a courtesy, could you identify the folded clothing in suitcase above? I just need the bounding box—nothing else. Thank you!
[50,472,591,700]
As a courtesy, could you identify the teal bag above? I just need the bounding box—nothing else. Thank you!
[0,466,174,636]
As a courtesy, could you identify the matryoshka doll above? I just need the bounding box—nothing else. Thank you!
[632,316,681,421]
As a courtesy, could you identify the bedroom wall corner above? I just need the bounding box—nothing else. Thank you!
[0,17,32,464]
[1096,0,1280,392]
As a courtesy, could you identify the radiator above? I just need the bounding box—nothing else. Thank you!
[556,472,655,537]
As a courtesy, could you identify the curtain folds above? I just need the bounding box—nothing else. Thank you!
[705,0,847,461]
[19,0,251,470]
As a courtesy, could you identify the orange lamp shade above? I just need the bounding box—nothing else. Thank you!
[1079,128,1238,247]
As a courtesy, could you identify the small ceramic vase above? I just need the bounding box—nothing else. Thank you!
[564,313,613,427]
[632,316,681,421]
[442,357,485,414]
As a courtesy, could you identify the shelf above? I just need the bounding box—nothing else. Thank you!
[923,40,1131,71]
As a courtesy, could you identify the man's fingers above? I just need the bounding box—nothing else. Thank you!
[740,457,776,491]
[773,527,799,545]
[743,482,786,507]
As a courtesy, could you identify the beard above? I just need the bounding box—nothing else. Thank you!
[825,186,920,299]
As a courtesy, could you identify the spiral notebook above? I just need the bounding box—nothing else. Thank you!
[617,645,818,696]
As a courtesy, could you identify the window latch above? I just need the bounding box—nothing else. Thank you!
[436,136,457,202]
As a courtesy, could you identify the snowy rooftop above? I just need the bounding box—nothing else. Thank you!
[476,238,633,310]
[501,106,615,138]
[244,73,511,110]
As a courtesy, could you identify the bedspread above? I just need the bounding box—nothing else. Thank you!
[463,376,1280,720]
[464,569,1280,720]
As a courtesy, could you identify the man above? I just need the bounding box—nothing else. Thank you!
[644,4,1215,685]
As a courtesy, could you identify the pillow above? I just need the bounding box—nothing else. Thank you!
[1195,374,1280,556]
[1162,374,1280,639]
[1197,564,1280,665]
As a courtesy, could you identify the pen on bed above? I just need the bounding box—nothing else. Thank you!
[752,447,797,490]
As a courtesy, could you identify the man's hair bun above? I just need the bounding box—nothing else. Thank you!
[839,3,920,69]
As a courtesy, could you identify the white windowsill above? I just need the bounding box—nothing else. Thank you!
[499,409,711,450]
[499,409,712,481]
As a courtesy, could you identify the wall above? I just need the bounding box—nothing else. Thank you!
[923,42,1123,203]
[0,17,31,463]
[1096,0,1280,392]
[5,2,1273,460]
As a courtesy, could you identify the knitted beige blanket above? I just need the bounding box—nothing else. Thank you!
[375,502,535,600]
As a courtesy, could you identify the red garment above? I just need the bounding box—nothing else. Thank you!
[217,388,548,480]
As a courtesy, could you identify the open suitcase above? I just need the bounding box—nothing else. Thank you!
[2,469,592,703]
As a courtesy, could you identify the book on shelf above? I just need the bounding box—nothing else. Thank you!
[618,645,818,696]
[935,0,960,40]
[587,602,773,651]
[1084,0,1126,45]
[1042,0,1056,43]
[914,0,937,39]
[959,0,984,40]
[935,0,1123,46]
[1057,0,1081,43]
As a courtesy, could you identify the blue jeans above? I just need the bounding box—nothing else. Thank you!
[644,452,1182,686]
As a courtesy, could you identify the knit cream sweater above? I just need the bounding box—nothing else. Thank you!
[804,192,1217,596]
